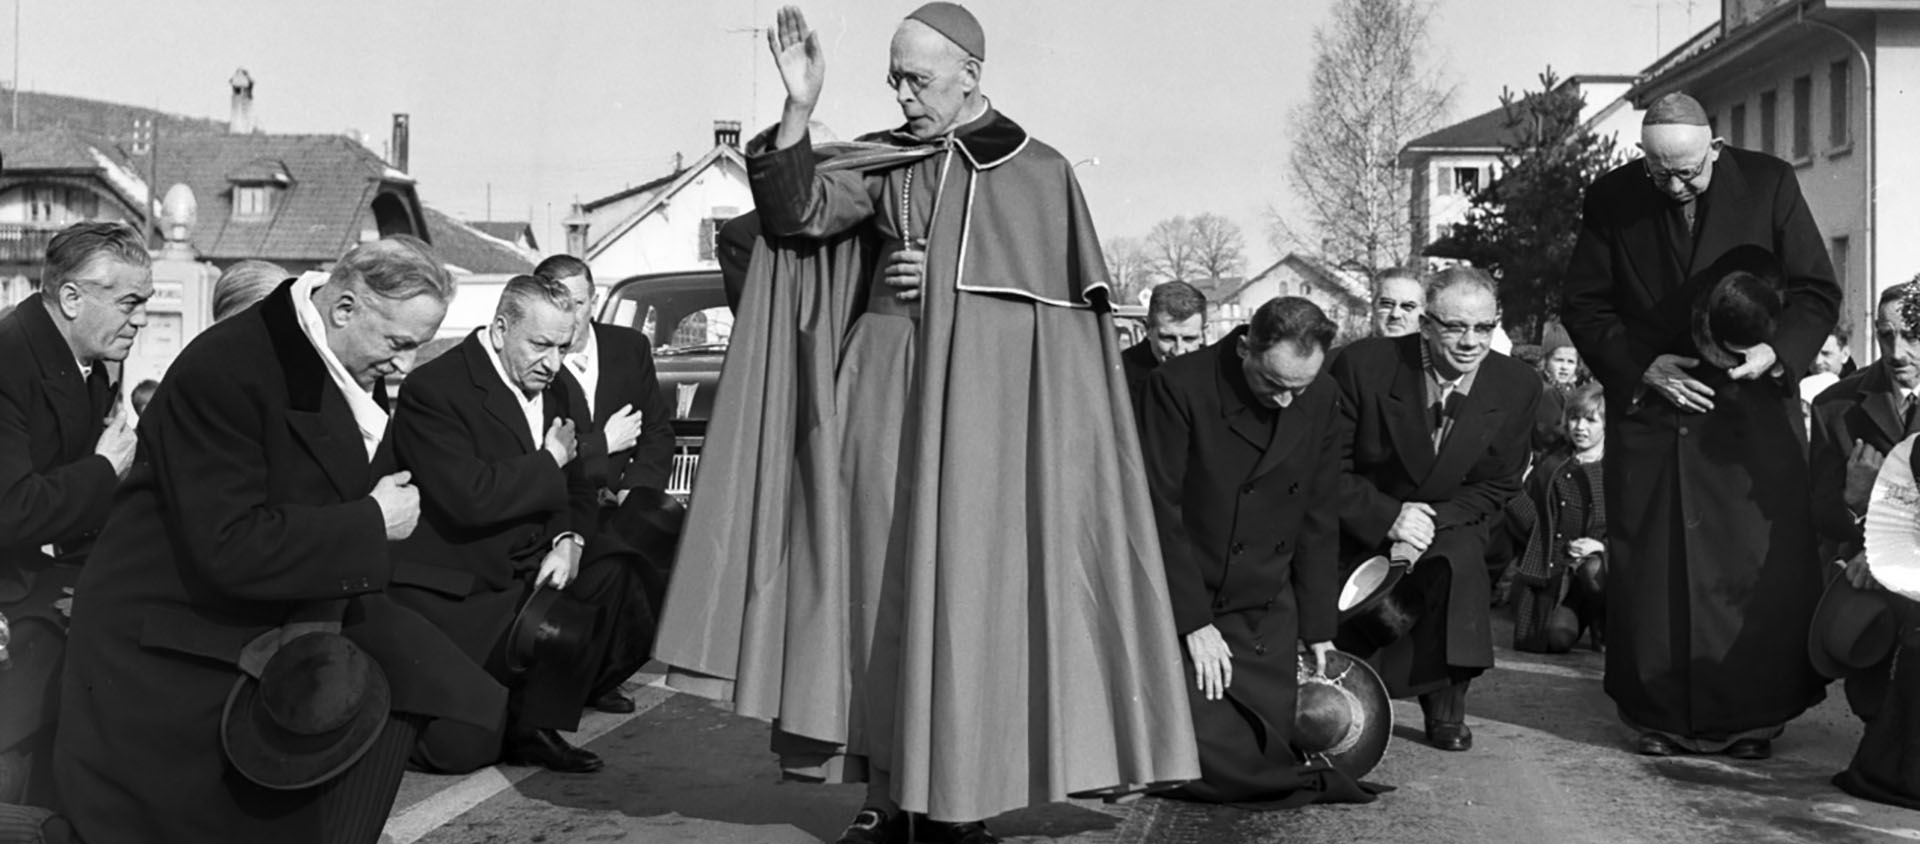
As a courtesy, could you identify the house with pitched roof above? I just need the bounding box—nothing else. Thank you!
[1399,74,1642,263]
[572,121,750,282]
[1209,254,1373,345]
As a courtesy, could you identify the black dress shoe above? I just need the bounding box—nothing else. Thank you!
[836,808,909,844]
[502,727,604,773]
[1426,722,1472,752]
[916,820,999,844]
[1636,732,1681,756]
[1724,738,1772,760]
[591,690,637,714]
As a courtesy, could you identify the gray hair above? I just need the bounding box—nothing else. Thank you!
[212,260,288,321]
[1373,266,1426,297]
[496,273,577,325]
[1424,266,1500,311]
[40,221,150,299]
[328,235,455,303]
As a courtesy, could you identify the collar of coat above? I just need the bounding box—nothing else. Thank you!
[11,296,83,383]
[259,280,390,415]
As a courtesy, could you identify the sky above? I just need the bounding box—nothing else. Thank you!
[22,0,1716,269]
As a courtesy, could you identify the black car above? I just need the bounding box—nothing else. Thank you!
[598,270,730,500]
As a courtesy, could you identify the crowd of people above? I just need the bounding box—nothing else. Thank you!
[1,3,1918,843]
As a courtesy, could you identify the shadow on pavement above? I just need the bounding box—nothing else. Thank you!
[514,693,1120,842]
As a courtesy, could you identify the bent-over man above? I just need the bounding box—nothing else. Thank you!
[1141,297,1341,802]
[1561,92,1837,758]
[56,237,504,843]
[1332,267,1539,752]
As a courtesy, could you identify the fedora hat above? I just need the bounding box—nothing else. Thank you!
[221,631,390,791]
[1808,572,1899,680]
[1334,554,1434,657]
[610,487,687,566]
[504,586,602,675]
[1293,650,1391,782]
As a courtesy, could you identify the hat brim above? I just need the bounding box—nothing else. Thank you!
[505,587,602,675]
[1808,572,1896,680]
[220,660,391,791]
[1297,650,1391,782]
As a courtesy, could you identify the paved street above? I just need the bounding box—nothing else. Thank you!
[382,615,1920,844]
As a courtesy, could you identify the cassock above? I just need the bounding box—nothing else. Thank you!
[55,282,504,843]
[386,330,631,773]
[1139,328,1339,802]
[0,299,115,803]
[1330,334,1538,697]
[651,110,1199,822]
[560,321,677,702]
[1561,146,1838,740]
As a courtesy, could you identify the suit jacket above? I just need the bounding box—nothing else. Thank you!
[1810,362,1915,557]
[0,299,116,601]
[1331,334,1539,675]
[1121,339,1159,417]
[1560,146,1840,402]
[54,282,504,844]
[566,322,675,494]
[388,331,598,652]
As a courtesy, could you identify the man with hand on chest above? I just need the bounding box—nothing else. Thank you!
[387,273,639,774]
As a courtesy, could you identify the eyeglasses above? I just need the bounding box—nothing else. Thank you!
[1643,152,1712,185]
[1374,298,1419,314]
[1422,315,1500,340]
[884,70,939,94]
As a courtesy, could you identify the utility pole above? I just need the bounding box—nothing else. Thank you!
[11,0,20,131]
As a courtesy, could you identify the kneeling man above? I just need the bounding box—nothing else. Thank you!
[388,273,636,774]
[1141,296,1340,801]
[1331,267,1539,752]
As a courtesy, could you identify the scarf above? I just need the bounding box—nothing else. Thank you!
[290,271,387,459]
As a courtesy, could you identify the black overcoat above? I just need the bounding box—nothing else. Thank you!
[1140,329,1339,801]
[575,322,676,494]
[0,300,115,758]
[1810,362,1912,558]
[1561,146,1837,737]
[386,330,600,662]
[1331,334,1539,696]
[53,282,505,844]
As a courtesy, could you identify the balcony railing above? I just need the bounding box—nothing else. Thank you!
[0,225,62,265]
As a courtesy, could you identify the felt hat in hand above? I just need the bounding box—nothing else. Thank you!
[1293,650,1392,782]
[221,631,390,790]
[1808,570,1898,680]
[504,585,602,675]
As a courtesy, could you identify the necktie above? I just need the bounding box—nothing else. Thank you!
[1431,389,1461,451]
[565,353,589,378]
[1903,393,1918,436]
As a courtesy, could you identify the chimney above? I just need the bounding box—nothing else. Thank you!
[673,151,684,172]
[714,120,741,149]
[563,202,589,258]
[390,113,410,172]
[228,69,255,134]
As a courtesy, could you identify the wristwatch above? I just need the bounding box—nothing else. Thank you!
[551,531,585,551]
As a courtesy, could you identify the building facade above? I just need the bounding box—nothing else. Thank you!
[572,122,750,283]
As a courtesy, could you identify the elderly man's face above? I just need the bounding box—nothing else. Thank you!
[1421,284,1500,378]
[889,21,979,140]
[1239,337,1324,409]
[1640,125,1719,204]
[491,298,576,397]
[1876,300,1920,390]
[325,284,446,389]
[1372,277,1424,338]
[1146,313,1204,364]
[57,256,153,364]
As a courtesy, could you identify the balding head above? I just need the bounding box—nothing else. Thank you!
[889,11,985,140]
[1639,92,1720,203]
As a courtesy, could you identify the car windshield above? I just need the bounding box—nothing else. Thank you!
[603,277,731,355]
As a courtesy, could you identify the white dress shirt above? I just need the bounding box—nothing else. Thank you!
[564,327,601,419]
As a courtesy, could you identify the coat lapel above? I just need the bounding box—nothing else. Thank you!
[462,330,536,453]
[1248,395,1308,482]
[260,283,373,499]
[1689,155,1748,274]
[1852,364,1905,446]
[17,301,99,460]
[1422,384,1508,496]
[1382,337,1437,483]
[590,324,618,425]
[1213,337,1272,452]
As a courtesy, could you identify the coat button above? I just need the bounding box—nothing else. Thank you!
[1212,598,1226,610]
[1289,483,1301,494]
[1264,598,1275,609]
[1254,641,1268,656]
[1231,543,1245,555]
[1679,425,1690,436]
[1243,484,1255,495]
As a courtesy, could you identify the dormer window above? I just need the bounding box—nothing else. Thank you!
[233,185,273,219]
[226,157,292,222]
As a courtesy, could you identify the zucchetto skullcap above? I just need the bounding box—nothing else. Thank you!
[906,2,985,61]
[1644,93,1710,127]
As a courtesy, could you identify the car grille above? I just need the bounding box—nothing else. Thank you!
[668,437,702,502]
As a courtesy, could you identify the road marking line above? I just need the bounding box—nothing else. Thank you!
[1494,658,1602,681]
[382,686,670,844]
[1812,803,1920,840]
